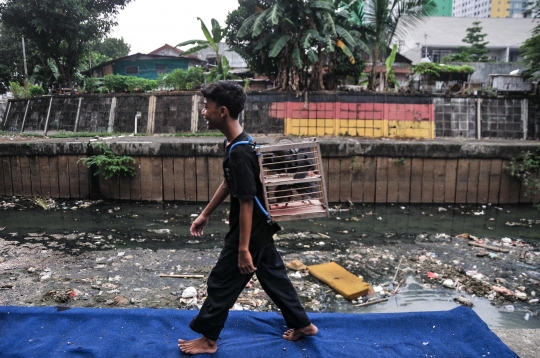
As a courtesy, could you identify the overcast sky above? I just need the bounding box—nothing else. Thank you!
[111,0,240,55]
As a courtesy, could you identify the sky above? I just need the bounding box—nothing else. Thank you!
[111,0,240,55]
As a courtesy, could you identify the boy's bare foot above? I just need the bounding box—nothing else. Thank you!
[178,336,217,354]
[282,323,318,341]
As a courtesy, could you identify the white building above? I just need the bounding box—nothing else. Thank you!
[453,0,492,17]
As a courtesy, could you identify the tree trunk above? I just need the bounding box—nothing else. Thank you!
[276,45,301,91]
[309,49,324,91]
[369,46,380,91]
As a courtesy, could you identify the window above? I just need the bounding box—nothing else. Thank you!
[126,66,139,74]
[156,65,166,75]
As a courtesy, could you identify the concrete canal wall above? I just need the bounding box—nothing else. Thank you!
[0,137,538,204]
[1,92,539,140]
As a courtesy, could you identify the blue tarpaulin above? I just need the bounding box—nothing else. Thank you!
[0,305,517,357]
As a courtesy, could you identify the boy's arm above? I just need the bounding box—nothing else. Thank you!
[190,179,229,236]
[238,197,257,274]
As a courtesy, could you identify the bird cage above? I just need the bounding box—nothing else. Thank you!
[256,138,329,222]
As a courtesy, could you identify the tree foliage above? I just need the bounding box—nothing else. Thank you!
[229,0,364,91]
[521,0,540,79]
[443,21,489,63]
[93,37,131,60]
[0,0,132,87]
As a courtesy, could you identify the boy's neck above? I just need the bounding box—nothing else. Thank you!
[222,118,244,144]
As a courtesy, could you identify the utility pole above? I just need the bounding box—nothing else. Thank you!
[22,36,29,89]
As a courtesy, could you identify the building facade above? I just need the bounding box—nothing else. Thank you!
[433,0,453,16]
[491,0,510,17]
[452,0,492,17]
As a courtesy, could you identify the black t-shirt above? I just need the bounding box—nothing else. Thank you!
[223,131,280,249]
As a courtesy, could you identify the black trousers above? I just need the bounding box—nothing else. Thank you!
[189,241,311,341]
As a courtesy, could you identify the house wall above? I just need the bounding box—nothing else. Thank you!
[112,58,190,80]
[432,1,453,16]
[491,0,510,17]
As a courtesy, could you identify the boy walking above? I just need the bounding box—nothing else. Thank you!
[179,81,317,354]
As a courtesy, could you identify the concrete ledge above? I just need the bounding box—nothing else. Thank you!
[0,136,538,159]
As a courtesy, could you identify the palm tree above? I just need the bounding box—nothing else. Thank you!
[238,0,361,91]
[339,0,436,90]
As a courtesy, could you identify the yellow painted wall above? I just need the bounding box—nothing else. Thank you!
[491,0,510,18]
[284,118,434,139]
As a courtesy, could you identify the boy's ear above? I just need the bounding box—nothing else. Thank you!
[220,106,229,118]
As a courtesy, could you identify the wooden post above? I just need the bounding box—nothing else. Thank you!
[476,98,482,140]
[2,101,11,130]
[20,99,30,132]
[107,97,117,133]
[43,97,53,135]
[191,94,199,133]
[147,95,156,135]
[522,98,528,140]
[73,97,82,132]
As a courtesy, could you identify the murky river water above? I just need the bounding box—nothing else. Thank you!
[1,200,539,329]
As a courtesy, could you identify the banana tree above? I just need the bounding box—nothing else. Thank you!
[177,18,237,81]
[237,0,361,91]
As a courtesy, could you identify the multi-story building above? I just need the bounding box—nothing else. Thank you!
[452,0,492,17]
[432,0,453,16]
[491,0,511,17]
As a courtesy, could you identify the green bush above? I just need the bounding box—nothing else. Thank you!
[78,142,136,180]
[84,77,99,93]
[9,81,28,99]
[507,145,540,209]
[413,63,476,77]
[164,67,204,91]
[28,85,45,97]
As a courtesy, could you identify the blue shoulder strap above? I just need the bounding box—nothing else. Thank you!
[228,136,274,224]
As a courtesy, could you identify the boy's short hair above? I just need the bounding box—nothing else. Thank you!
[200,81,246,119]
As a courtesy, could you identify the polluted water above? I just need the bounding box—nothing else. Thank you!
[1,197,539,330]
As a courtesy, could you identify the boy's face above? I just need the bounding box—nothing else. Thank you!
[202,98,224,131]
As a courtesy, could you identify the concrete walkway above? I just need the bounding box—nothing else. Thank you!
[493,329,540,357]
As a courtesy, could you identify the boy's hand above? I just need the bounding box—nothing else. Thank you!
[238,249,257,274]
[190,214,209,236]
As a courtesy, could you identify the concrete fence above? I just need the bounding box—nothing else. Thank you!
[0,138,538,204]
[1,92,539,140]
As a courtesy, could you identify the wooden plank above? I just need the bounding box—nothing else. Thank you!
[48,156,59,198]
[151,157,163,201]
[322,158,330,201]
[19,156,32,197]
[363,157,376,203]
[0,157,5,196]
[173,157,186,201]
[444,159,458,203]
[375,156,388,203]
[2,156,13,196]
[208,157,222,199]
[58,156,71,199]
[410,158,423,203]
[119,175,131,200]
[488,159,502,204]
[507,160,521,204]
[130,158,142,201]
[195,156,209,202]
[307,262,370,300]
[109,175,120,200]
[466,159,480,203]
[339,157,352,203]
[421,159,435,203]
[29,156,42,197]
[432,159,446,203]
[10,156,23,196]
[162,157,175,201]
[78,155,89,199]
[477,160,491,204]
[184,157,197,201]
[386,158,399,203]
[39,156,51,198]
[139,157,152,201]
[350,156,364,203]
[455,159,469,203]
[68,156,80,198]
[499,160,511,204]
[396,158,411,203]
[327,158,341,202]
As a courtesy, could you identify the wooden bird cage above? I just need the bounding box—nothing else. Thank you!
[256,138,329,222]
